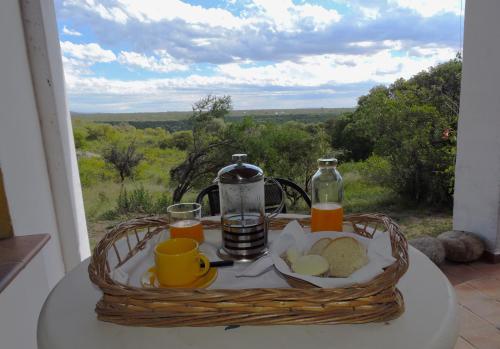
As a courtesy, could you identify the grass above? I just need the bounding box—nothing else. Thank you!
[390,210,452,239]
[339,160,452,240]
[83,180,198,249]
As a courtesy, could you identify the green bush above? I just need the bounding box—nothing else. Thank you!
[170,131,193,150]
[116,185,171,215]
[117,186,153,214]
[73,126,88,149]
[329,58,461,206]
[339,155,391,186]
[78,157,115,187]
[153,192,172,214]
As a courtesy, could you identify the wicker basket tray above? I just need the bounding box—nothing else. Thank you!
[88,214,408,327]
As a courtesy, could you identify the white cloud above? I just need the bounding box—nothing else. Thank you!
[62,44,456,112]
[63,45,456,99]
[217,46,456,86]
[64,0,340,32]
[64,0,128,24]
[389,0,462,17]
[117,50,188,73]
[62,25,82,36]
[249,0,341,31]
[61,56,93,76]
[191,38,211,47]
[60,41,116,63]
[359,6,380,20]
[57,0,462,111]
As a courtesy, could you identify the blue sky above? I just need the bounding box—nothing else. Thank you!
[55,0,464,112]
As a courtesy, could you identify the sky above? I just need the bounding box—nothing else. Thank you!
[55,0,464,112]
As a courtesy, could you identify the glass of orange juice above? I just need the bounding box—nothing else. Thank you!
[167,203,204,243]
[310,158,344,232]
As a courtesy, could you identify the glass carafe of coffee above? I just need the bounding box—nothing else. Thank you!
[216,154,283,261]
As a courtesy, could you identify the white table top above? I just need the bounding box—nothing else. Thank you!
[38,218,459,349]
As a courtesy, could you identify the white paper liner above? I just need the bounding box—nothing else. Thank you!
[240,220,397,288]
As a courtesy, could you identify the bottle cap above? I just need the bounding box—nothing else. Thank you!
[317,158,338,167]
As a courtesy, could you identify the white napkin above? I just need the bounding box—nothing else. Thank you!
[110,229,166,284]
[238,220,396,288]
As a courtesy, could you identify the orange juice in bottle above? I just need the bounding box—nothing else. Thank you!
[311,158,344,232]
[311,203,344,232]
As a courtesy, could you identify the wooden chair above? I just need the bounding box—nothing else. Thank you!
[195,178,311,216]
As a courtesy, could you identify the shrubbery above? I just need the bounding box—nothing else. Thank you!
[325,58,461,206]
[112,186,172,217]
[78,157,115,187]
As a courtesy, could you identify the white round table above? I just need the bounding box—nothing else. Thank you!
[38,218,459,349]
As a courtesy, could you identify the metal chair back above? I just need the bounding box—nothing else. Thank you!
[195,178,311,216]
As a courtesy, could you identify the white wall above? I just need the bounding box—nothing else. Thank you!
[453,0,500,254]
[0,253,49,349]
[0,0,65,285]
[0,0,86,348]
[21,0,91,270]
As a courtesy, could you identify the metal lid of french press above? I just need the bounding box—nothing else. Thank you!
[217,154,264,184]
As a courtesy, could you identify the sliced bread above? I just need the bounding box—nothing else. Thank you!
[308,238,332,256]
[321,237,368,277]
[291,255,329,276]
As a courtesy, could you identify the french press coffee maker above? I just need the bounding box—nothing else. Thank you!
[216,154,284,261]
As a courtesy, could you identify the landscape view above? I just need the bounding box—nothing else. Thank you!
[73,56,460,246]
[56,1,465,246]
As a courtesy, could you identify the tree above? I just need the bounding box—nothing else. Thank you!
[336,58,461,205]
[170,95,232,202]
[223,119,330,206]
[324,112,374,162]
[170,131,193,150]
[103,141,144,182]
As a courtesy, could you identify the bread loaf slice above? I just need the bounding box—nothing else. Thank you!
[308,238,332,256]
[291,255,329,276]
[321,237,368,277]
[285,246,301,265]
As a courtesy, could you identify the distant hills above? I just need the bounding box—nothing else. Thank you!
[71,108,353,132]
[72,107,352,121]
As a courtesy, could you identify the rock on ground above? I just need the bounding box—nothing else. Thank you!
[437,230,485,263]
[409,236,446,265]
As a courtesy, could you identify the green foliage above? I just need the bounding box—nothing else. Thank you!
[170,131,193,150]
[73,126,88,149]
[338,157,397,213]
[78,157,115,187]
[103,142,144,181]
[325,58,461,206]
[115,185,173,216]
[153,192,172,214]
[72,108,351,126]
[170,95,233,202]
[324,112,374,161]
[339,155,391,186]
[229,119,330,190]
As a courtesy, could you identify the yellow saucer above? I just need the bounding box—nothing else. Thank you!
[141,266,217,289]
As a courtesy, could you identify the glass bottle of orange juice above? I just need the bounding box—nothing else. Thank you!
[311,158,344,232]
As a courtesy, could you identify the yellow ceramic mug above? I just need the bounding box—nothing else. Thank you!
[154,238,210,286]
